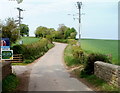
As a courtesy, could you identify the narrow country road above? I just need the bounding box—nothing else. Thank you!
[28,42,93,91]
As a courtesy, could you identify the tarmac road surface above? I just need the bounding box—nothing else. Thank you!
[28,42,94,92]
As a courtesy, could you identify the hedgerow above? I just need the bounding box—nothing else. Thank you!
[12,38,54,63]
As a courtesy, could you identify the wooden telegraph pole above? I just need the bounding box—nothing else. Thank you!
[77,2,82,46]
[17,7,23,39]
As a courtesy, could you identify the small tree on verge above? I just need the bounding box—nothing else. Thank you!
[1,18,19,44]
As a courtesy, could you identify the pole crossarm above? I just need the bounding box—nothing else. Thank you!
[17,7,23,11]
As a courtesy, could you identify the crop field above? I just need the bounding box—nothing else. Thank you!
[13,37,40,45]
[80,39,119,65]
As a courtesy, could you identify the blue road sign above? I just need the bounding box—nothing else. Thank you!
[1,38,10,49]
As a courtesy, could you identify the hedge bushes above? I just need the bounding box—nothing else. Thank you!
[71,45,111,75]
[53,39,68,43]
[12,44,26,54]
[83,53,111,75]
[64,45,81,66]
[68,39,77,45]
[64,44,112,76]
[2,74,19,93]
[72,45,85,64]
[12,38,54,63]
[53,39,77,44]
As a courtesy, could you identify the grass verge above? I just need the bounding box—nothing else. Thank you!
[2,74,19,93]
[64,45,81,66]
[64,44,120,92]
[81,74,119,92]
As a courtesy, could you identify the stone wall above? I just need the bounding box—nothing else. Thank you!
[94,61,120,88]
[0,60,12,79]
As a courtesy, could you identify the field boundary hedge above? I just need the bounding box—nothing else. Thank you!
[12,38,54,64]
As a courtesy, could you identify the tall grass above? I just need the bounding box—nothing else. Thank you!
[84,75,119,92]
[64,45,82,66]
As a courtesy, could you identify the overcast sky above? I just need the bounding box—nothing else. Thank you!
[0,0,119,40]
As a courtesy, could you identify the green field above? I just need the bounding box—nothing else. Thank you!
[80,39,119,65]
[12,37,40,46]
[12,38,119,65]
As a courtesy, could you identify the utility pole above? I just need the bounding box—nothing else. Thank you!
[77,2,82,46]
[17,7,23,39]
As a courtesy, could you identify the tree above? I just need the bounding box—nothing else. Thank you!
[41,27,48,38]
[1,18,19,44]
[46,35,53,43]
[51,31,57,40]
[57,24,69,39]
[69,28,77,39]
[48,28,55,35]
[70,27,77,33]
[34,25,77,40]
[54,31,62,39]
[35,26,55,38]
[64,28,71,39]
[64,27,77,39]
[35,26,42,37]
[70,32,77,39]
[20,24,29,37]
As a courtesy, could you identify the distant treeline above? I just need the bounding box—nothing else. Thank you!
[34,24,77,40]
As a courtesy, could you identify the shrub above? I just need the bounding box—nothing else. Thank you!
[72,45,85,64]
[53,39,68,43]
[80,70,88,78]
[83,53,111,75]
[24,60,33,64]
[68,39,77,45]
[12,38,54,63]
[46,35,53,43]
[64,45,81,66]
[23,38,49,59]
[12,44,26,54]
[2,74,19,93]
